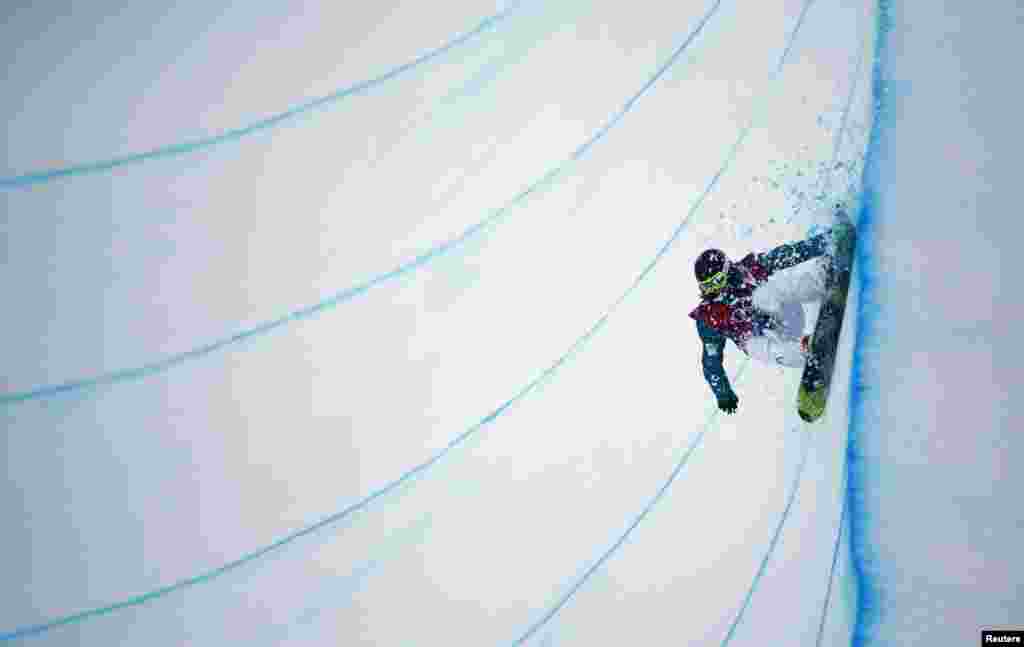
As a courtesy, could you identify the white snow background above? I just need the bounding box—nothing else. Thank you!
[1,0,1020,645]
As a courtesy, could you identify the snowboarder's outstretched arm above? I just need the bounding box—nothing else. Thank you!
[697,319,738,413]
[755,230,832,276]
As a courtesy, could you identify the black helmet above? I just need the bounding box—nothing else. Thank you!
[695,249,730,297]
[695,249,729,281]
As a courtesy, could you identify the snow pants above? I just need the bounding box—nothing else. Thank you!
[746,257,829,368]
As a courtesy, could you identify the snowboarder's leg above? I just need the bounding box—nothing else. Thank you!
[775,300,806,340]
[755,261,829,314]
[756,257,829,307]
[752,257,828,336]
[745,331,806,368]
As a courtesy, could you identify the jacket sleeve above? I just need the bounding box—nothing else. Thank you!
[696,319,735,401]
[756,230,831,276]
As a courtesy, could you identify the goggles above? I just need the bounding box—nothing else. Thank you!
[698,260,730,297]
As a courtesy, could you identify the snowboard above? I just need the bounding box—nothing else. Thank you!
[797,217,857,423]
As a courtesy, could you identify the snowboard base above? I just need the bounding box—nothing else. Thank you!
[797,218,857,423]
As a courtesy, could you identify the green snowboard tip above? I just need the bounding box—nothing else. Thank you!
[798,385,827,422]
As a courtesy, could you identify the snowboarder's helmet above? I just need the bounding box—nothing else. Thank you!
[695,249,730,297]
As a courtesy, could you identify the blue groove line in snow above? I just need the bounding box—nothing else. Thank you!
[727,0,869,640]
[0,4,726,641]
[265,512,436,646]
[0,2,526,189]
[847,0,892,645]
[813,9,868,643]
[507,361,748,647]
[1,0,723,407]
[720,432,811,646]
[821,6,867,199]
[816,478,849,647]
[723,0,871,638]
[508,0,818,641]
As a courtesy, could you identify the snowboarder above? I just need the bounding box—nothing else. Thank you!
[691,213,852,415]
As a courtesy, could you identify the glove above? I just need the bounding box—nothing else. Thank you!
[717,393,739,414]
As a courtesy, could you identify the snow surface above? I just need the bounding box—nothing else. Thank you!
[847,1,1024,645]
[1,0,1018,645]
